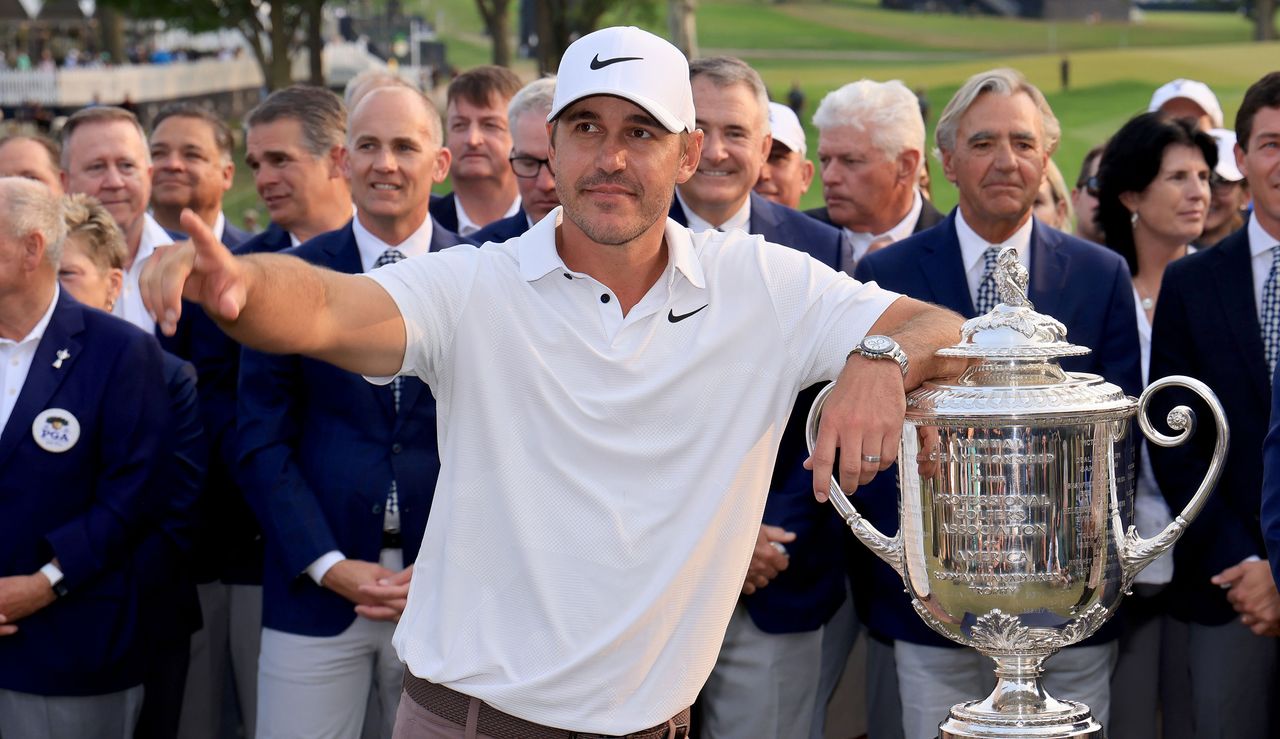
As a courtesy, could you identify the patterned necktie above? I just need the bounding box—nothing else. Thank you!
[372,248,405,535]
[1262,245,1280,377]
[974,245,1003,314]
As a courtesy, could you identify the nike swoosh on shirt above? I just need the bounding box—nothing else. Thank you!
[590,54,642,70]
[668,305,709,323]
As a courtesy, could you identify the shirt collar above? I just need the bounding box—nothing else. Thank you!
[134,213,174,269]
[956,208,1035,273]
[1249,213,1280,257]
[212,211,226,243]
[516,207,706,290]
[457,194,522,237]
[1,284,58,348]
[353,212,435,273]
[675,189,751,233]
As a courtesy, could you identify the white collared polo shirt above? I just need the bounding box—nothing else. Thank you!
[364,207,899,734]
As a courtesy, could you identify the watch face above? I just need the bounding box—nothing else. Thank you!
[862,335,894,354]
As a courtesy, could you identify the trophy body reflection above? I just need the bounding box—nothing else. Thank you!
[808,248,1229,738]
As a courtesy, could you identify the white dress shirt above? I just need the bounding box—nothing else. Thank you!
[956,209,1034,306]
[841,190,924,270]
[304,212,437,586]
[1250,214,1280,319]
[212,211,226,243]
[456,194,522,238]
[116,213,177,332]
[0,285,59,436]
[675,190,751,234]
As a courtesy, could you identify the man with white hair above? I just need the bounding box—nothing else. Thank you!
[0,177,172,736]
[807,79,943,273]
[472,77,561,243]
[1149,78,1224,132]
[754,102,814,210]
[854,67,1141,739]
[60,106,178,332]
[141,26,966,738]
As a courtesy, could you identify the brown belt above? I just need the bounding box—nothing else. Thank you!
[402,670,690,739]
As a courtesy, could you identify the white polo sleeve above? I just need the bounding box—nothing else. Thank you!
[361,245,481,387]
[755,240,901,388]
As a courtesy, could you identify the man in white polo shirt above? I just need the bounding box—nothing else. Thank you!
[141,26,965,739]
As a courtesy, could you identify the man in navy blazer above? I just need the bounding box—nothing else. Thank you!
[669,56,845,739]
[237,86,466,739]
[1164,73,1280,738]
[0,178,174,736]
[854,69,1140,739]
[471,78,560,246]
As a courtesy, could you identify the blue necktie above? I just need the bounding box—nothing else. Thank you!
[1262,245,1280,377]
[372,248,406,534]
[974,245,1003,314]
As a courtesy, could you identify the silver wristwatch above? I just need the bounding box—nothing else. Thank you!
[851,335,909,378]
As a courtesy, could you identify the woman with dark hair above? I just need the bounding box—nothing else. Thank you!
[1096,112,1215,739]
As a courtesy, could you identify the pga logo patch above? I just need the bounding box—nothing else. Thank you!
[32,408,80,453]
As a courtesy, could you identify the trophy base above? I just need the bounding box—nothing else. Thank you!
[938,698,1103,739]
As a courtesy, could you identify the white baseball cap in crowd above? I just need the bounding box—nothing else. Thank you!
[547,26,696,134]
[1148,79,1224,129]
[1209,128,1245,182]
[767,102,806,156]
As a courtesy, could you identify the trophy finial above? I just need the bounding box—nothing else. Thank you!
[995,246,1031,309]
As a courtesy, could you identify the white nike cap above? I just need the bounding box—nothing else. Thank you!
[1149,79,1224,129]
[768,102,806,156]
[1209,128,1244,182]
[548,26,696,134]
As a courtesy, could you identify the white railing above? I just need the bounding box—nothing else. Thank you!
[0,58,265,107]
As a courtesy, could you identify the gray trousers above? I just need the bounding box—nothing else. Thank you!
[0,685,143,739]
[179,582,262,739]
[810,590,904,739]
[895,641,1116,739]
[1108,589,1185,739]
[1166,616,1279,738]
[256,550,403,739]
[701,602,822,739]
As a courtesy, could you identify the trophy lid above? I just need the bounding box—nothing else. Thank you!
[908,246,1134,421]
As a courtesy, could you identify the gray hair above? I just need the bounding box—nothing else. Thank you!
[935,68,1061,155]
[688,56,770,128]
[245,85,347,159]
[0,176,68,266]
[811,79,925,160]
[60,106,150,170]
[508,76,556,129]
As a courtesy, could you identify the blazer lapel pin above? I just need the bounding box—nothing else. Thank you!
[52,349,70,369]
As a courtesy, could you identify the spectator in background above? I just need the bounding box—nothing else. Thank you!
[807,79,942,273]
[1149,78,1223,132]
[472,77,559,244]
[1095,110,1216,739]
[0,134,62,194]
[429,65,522,237]
[1033,159,1073,232]
[1198,128,1250,248]
[754,102,815,210]
[1071,144,1105,244]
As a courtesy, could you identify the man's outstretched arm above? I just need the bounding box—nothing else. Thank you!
[142,209,406,378]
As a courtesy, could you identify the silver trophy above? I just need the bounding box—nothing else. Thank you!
[808,247,1228,738]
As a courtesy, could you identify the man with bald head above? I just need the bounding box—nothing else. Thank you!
[0,134,63,194]
[237,84,468,739]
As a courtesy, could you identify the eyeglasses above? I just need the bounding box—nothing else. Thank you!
[1080,175,1100,198]
[509,154,552,179]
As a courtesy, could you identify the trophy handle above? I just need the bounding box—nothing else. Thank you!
[805,383,905,575]
[1122,375,1230,585]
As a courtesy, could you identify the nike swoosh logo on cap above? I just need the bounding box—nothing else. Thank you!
[668,305,709,323]
[590,54,642,70]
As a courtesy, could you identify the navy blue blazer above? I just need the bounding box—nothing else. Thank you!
[0,291,171,695]
[1152,225,1271,624]
[154,217,268,584]
[670,191,847,633]
[853,212,1141,645]
[804,196,945,238]
[472,211,531,245]
[237,218,468,637]
[428,192,459,234]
